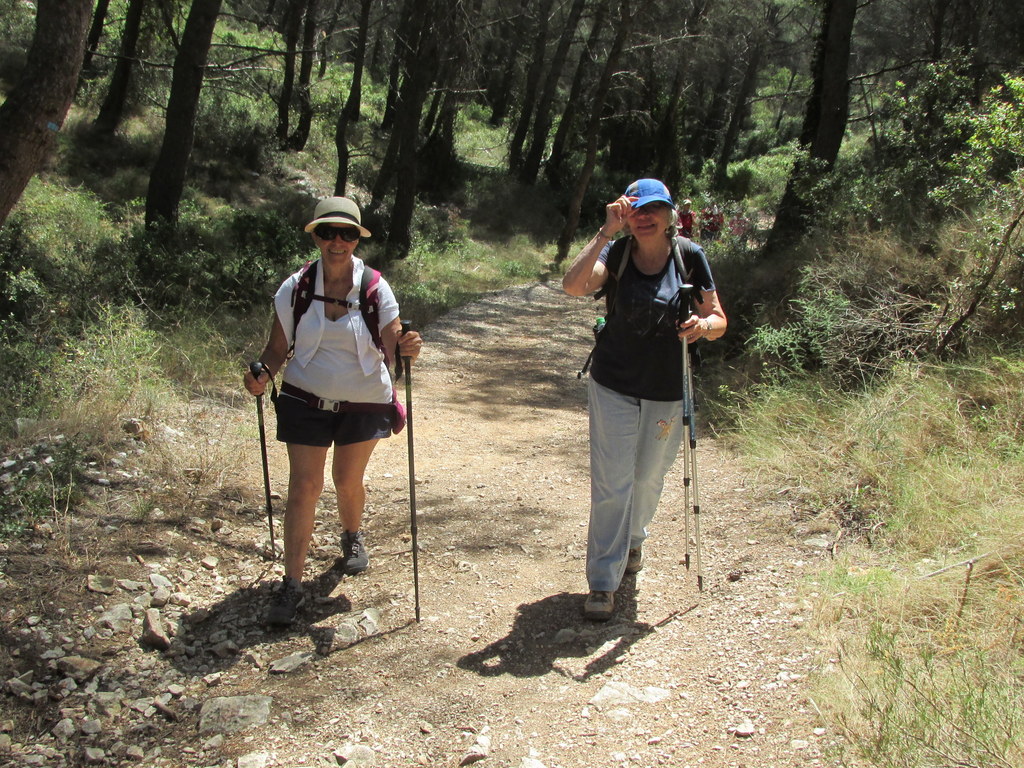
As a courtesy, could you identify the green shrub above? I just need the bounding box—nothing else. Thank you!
[720,150,790,214]
[195,89,277,170]
[0,0,34,83]
[0,318,60,432]
[747,238,941,384]
[1,180,129,324]
[128,205,307,309]
[0,439,85,539]
[42,303,166,440]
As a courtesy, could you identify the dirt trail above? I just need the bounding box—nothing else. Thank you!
[0,281,846,768]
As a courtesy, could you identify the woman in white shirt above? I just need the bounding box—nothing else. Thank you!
[244,197,423,627]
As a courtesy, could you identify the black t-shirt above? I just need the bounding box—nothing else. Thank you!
[590,238,716,401]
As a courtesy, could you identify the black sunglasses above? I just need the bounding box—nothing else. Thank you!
[314,224,361,242]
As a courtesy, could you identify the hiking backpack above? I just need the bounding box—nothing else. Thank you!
[291,259,384,355]
[285,259,407,432]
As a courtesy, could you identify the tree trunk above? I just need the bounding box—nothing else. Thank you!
[82,0,112,73]
[93,0,148,135]
[144,0,223,227]
[555,0,634,264]
[317,0,347,78]
[519,0,586,185]
[383,0,438,258]
[343,0,371,123]
[0,0,93,228]
[545,0,608,186]
[276,0,305,147]
[764,0,856,256]
[333,0,372,194]
[713,41,763,190]
[653,64,685,189]
[488,0,531,126]
[508,0,555,173]
[286,0,319,150]
[381,0,417,132]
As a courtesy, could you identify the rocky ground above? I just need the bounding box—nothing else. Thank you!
[0,281,855,768]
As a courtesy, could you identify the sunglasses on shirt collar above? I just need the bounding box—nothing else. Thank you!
[313,223,361,242]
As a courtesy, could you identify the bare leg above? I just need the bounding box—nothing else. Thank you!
[331,439,379,532]
[283,443,330,581]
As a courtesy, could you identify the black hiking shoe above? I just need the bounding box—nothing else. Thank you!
[338,530,369,575]
[266,576,304,627]
[625,545,644,574]
[583,590,615,621]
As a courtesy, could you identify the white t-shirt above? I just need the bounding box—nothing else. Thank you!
[273,257,400,403]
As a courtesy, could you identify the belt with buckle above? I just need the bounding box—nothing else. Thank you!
[281,382,392,414]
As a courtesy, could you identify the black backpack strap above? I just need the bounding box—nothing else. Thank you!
[579,238,632,378]
[593,237,632,315]
[291,259,318,328]
[358,265,382,349]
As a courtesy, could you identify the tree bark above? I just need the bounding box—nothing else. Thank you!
[381,0,417,131]
[713,40,763,190]
[508,0,555,173]
[764,0,856,256]
[276,0,306,147]
[519,0,586,185]
[488,0,531,126]
[82,0,112,73]
[144,0,224,227]
[286,0,319,150]
[94,0,148,135]
[333,0,372,195]
[555,0,634,264]
[383,0,437,257]
[0,0,93,228]
[545,0,608,186]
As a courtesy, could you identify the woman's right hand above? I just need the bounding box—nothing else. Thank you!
[603,195,634,237]
[244,363,270,396]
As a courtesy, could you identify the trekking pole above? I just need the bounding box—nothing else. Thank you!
[682,337,704,592]
[677,285,704,591]
[680,335,693,573]
[398,321,421,622]
[248,362,277,560]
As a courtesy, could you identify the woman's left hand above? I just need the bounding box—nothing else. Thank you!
[398,329,423,362]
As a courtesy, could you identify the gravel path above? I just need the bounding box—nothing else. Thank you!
[0,281,850,768]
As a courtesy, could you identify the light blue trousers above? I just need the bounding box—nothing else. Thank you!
[586,377,684,591]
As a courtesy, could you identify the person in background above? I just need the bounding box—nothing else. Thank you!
[562,179,727,621]
[700,203,724,241]
[678,198,696,238]
[244,196,423,627]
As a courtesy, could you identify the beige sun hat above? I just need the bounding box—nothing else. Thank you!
[304,196,372,238]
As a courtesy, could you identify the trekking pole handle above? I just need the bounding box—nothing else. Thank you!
[396,322,413,379]
[677,283,695,319]
[248,361,271,392]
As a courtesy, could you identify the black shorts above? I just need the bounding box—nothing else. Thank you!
[274,393,393,447]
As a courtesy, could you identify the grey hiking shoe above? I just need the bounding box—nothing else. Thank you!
[583,590,615,621]
[266,576,304,627]
[338,530,369,575]
[625,545,644,574]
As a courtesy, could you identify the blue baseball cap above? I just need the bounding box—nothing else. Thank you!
[625,178,675,208]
